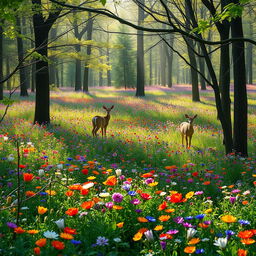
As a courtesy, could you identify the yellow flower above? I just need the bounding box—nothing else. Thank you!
[154,225,163,231]
[221,215,237,223]
[133,232,143,241]
[204,208,213,214]
[165,208,175,213]
[45,190,56,196]
[188,238,200,245]
[87,176,96,180]
[60,232,74,240]
[185,191,194,199]
[169,190,178,195]
[37,206,48,215]
[27,229,39,234]
[113,205,123,210]
[148,182,158,187]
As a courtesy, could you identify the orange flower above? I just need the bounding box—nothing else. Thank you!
[113,205,123,210]
[27,229,39,234]
[203,181,211,185]
[154,225,163,231]
[184,246,196,253]
[35,238,47,247]
[188,238,200,245]
[25,191,36,197]
[81,201,95,209]
[242,200,248,205]
[65,207,79,216]
[165,208,175,213]
[141,173,153,178]
[237,230,254,239]
[60,232,74,240]
[14,227,25,234]
[221,215,237,223]
[237,249,248,256]
[158,201,168,211]
[64,227,77,235]
[133,232,143,241]
[138,228,148,234]
[51,240,65,250]
[158,215,170,222]
[65,190,74,197]
[241,238,255,245]
[137,217,148,223]
[23,173,34,182]
[198,223,209,228]
[33,247,41,255]
[45,190,56,196]
[103,175,117,186]
[68,184,82,190]
[116,222,124,228]
[37,206,48,215]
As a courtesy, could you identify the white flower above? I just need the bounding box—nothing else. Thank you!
[7,155,14,161]
[202,238,210,242]
[187,228,197,240]
[113,237,121,243]
[38,169,45,176]
[99,192,110,198]
[54,219,65,229]
[56,164,63,169]
[159,192,167,196]
[27,142,33,147]
[213,237,228,249]
[115,169,122,176]
[243,190,250,195]
[82,182,94,189]
[3,136,8,141]
[174,239,182,243]
[43,230,59,239]
[21,206,29,210]
[171,182,177,186]
[144,230,154,241]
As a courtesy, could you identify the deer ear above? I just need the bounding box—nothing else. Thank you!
[111,105,114,109]
[194,114,197,119]
[103,106,107,109]
[185,114,189,118]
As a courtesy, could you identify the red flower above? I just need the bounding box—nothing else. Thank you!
[64,227,77,235]
[140,193,152,200]
[80,189,89,195]
[51,240,65,250]
[23,173,34,182]
[169,193,183,203]
[81,201,95,209]
[65,208,79,216]
[158,201,168,211]
[81,169,88,175]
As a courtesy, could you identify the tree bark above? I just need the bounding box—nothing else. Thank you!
[246,10,253,84]
[231,2,248,156]
[136,0,145,97]
[166,34,174,88]
[0,24,3,100]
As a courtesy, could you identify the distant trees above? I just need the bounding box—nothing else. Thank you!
[112,26,136,89]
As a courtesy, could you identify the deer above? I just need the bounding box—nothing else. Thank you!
[92,105,114,137]
[180,114,197,148]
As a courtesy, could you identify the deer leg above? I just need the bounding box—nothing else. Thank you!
[104,127,107,137]
[185,136,188,148]
[101,128,104,138]
[181,134,184,146]
[94,127,100,136]
[188,136,192,148]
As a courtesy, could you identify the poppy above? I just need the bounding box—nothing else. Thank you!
[35,238,47,247]
[184,246,196,253]
[23,173,34,182]
[65,208,79,216]
[51,240,65,250]
[103,175,117,186]
[133,232,143,241]
[81,201,95,209]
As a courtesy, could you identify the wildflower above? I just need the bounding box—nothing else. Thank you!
[25,191,36,197]
[65,208,79,216]
[82,182,94,189]
[7,222,17,229]
[43,231,59,239]
[116,222,124,228]
[112,193,123,203]
[184,246,196,253]
[225,230,235,238]
[99,192,110,198]
[64,227,77,235]
[169,193,183,203]
[154,225,163,231]
[27,229,39,234]
[188,238,200,245]
[45,190,56,196]
[95,236,109,246]
[240,238,255,245]
[81,168,88,175]
[160,241,166,250]
[146,216,156,222]
[237,230,254,239]
[23,173,34,182]
[128,190,137,196]
[144,230,154,241]
[105,202,114,209]
[54,219,65,229]
[173,216,184,224]
[14,227,26,234]
[137,217,149,223]
[113,237,121,243]
[159,215,170,222]
[51,240,65,250]
[238,220,250,225]
[133,232,143,241]
[195,249,205,254]
[187,228,197,240]
[221,215,237,223]
[229,196,237,204]
[37,206,48,215]
[33,246,41,255]
[214,237,228,249]
[185,191,194,199]
[166,229,179,235]
[38,169,45,176]
[81,201,95,209]
[237,249,248,256]
[158,201,168,211]
[130,198,141,205]
[103,176,117,186]
[71,240,82,245]
[115,169,122,176]
[60,232,74,240]
[195,214,205,220]
[35,238,47,247]
[140,192,152,200]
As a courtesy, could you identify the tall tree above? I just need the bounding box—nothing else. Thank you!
[0,23,3,100]
[166,34,174,88]
[136,0,145,96]
[246,10,253,84]
[32,0,62,124]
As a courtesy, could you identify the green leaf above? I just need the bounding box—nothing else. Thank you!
[0,97,15,106]
[100,0,107,6]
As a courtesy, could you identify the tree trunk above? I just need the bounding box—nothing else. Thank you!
[246,11,253,84]
[136,0,145,97]
[231,3,248,156]
[83,13,93,93]
[6,57,11,90]
[16,17,29,97]
[166,34,174,88]
[49,27,57,87]
[161,40,167,86]
[197,45,206,90]
[149,48,152,86]
[0,24,3,100]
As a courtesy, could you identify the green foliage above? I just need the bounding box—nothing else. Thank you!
[100,0,107,6]
[0,96,15,106]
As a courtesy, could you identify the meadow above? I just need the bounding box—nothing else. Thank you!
[0,86,255,256]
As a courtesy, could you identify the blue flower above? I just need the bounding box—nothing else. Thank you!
[185,216,194,220]
[71,240,82,245]
[128,191,137,196]
[146,216,156,222]
[196,249,205,254]
[195,214,205,220]
[238,220,250,225]
[67,157,73,161]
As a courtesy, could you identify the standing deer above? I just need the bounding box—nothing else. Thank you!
[92,105,114,137]
[180,114,197,148]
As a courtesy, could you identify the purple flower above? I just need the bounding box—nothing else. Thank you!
[231,189,241,193]
[95,236,109,246]
[160,241,167,250]
[166,229,179,235]
[145,178,154,184]
[105,202,114,209]
[195,191,204,195]
[135,209,142,213]
[173,216,184,224]
[229,197,236,204]
[204,220,211,225]
[7,222,17,229]
[112,193,123,203]
[183,222,194,228]
[130,199,141,205]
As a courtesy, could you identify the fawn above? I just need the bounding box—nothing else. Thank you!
[92,105,114,137]
[180,114,197,148]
